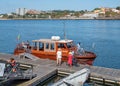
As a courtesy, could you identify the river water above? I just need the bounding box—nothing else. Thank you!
[0,19,120,69]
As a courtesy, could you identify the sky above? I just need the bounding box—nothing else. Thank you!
[0,0,120,13]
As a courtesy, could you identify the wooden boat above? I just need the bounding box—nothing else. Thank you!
[53,68,90,86]
[14,36,96,65]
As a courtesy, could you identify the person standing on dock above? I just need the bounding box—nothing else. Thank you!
[22,41,27,50]
[56,48,62,66]
[68,51,73,67]
[77,42,81,53]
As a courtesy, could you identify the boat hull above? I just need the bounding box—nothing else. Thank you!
[14,48,96,65]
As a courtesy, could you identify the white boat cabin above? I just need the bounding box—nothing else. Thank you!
[32,36,74,52]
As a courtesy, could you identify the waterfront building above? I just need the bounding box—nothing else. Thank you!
[26,10,40,15]
[0,15,3,18]
[111,8,120,13]
[94,7,105,14]
[16,8,28,15]
[83,13,99,18]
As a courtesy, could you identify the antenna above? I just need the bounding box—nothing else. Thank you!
[63,22,66,40]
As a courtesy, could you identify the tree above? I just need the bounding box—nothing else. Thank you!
[116,6,120,10]
[79,10,85,15]
[105,11,111,17]
[8,15,13,19]
[93,8,101,10]
[74,12,80,17]
[2,14,8,18]
[11,12,16,15]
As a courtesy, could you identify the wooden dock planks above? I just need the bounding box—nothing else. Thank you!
[0,53,120,85]
[17,66,57,86]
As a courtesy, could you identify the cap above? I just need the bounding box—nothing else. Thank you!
[69,52,72,54]
[58,48,61,50]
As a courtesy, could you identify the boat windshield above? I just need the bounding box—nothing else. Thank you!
[66,42,74,48]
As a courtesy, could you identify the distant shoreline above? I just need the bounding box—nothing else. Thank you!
[1,17,120,20]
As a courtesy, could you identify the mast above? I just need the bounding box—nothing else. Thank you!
[63,22,67,40]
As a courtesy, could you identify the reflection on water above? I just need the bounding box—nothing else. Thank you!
[0,79,29,86]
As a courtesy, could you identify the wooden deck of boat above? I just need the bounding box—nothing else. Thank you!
[0,53,120,86]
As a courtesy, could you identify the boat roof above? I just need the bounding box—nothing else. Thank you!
[32,39,73,43]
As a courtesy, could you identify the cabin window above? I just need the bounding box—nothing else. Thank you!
[45,43,49,49]
[50,43,55,50]
[66,42,73,48]
[33,42,37,50]
[39,42,44,50]
[58,43,65,48]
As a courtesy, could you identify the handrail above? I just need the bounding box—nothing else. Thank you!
[5,63,19,79]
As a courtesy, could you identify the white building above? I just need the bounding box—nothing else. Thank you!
[83,13,99,18]
[111,9,120,13]
[0,15,3,18]
[16,8,28,15]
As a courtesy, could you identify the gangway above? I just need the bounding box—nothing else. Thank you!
[0,60,36,85]
[19,53,39,61]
